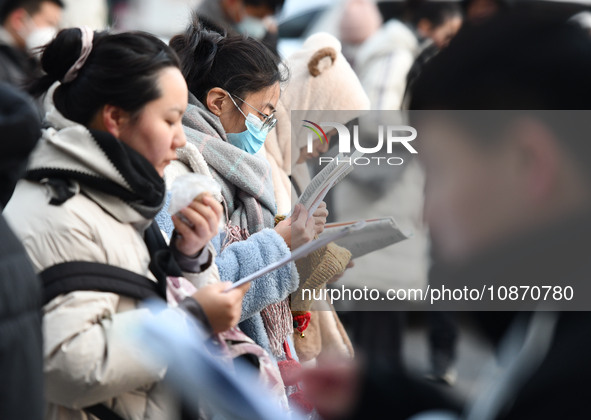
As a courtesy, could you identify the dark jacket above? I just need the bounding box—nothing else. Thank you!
[0,82,41,207]
[0,83,43,418]
[348,211,591,419]
[455,212,591,420]
[0,40,36,88]
[0,216,44,419]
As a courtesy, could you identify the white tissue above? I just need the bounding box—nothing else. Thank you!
[168,173,222,216]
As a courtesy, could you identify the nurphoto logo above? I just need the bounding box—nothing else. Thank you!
[303,120,418,166]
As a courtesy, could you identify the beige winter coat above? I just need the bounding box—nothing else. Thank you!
[4,106,218,420]
[263,33,369,363]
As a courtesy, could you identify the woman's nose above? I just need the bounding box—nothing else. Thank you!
[173,125,187,149]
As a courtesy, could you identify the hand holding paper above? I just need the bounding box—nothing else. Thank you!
[192,281,249,333]
[274,203,316,250]
[312,201,329,235]
[226,221,367,291]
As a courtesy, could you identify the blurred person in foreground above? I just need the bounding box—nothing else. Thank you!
[196,0,284,54]
[335,0,463,382]
[0,0,63,87]
[303,5,591,420]
[0,82,43,420]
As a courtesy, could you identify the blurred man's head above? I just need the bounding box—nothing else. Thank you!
[217,0,283,40]
[221,0,282,23]
[242,0,283,18]
[0,0,63,50]
[410,7,591,264]
[407,0,464,48]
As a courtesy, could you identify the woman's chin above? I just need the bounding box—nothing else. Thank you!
[157,161,172,176]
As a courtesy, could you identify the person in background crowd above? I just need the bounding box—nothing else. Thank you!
[338,0,382,66]
[0,82,43,420]
[304,5,591,419]
[196,0,284,54]
[404,0,471,106]
[5,27,248,419]
[356,0,462,110]
[59,0,107,30]
[0,0,63,87]
[165,21,319,409]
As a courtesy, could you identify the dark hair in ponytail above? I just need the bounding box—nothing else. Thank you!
[169,19,287,104]
[29,28,181,125]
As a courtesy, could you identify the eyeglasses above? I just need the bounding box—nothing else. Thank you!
[227,92,277,131]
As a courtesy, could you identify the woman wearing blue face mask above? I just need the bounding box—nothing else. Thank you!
[159,20,321,408]
[225,89,277,154]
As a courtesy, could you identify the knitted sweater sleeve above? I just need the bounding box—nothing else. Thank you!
[212,228,299,321]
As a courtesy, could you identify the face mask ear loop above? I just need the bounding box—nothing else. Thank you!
[226,91,249,120]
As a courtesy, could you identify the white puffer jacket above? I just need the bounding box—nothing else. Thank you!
[4,106,218,420]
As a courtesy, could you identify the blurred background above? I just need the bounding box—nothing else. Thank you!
[92,1,408,54]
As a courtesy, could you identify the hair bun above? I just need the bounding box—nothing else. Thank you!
[171,18,225,91]
[198,22,224,46]
[41,28,84,82]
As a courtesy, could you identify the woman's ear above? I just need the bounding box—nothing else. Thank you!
[97,105,131,139]
[206,88,229,117]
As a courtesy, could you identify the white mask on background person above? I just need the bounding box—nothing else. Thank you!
[26,25,58,53]
[235,16,267,39]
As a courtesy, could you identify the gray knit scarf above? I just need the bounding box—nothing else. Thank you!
[181,93,292,358]
[181,93,276,234]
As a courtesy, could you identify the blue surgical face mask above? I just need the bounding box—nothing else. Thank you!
[226,113,269,154]
[225,92,273,154]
